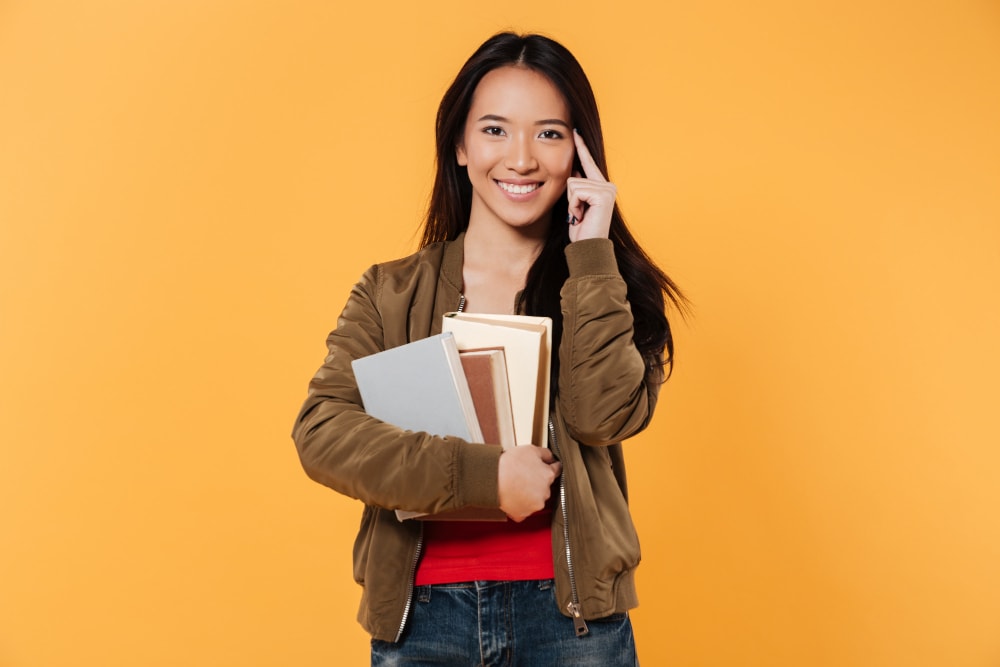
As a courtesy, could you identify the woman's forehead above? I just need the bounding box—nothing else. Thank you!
[467,66,569,121]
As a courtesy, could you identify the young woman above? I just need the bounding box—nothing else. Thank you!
[293,32,684,666]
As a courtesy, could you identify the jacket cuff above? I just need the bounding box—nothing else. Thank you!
[456,442,502,508]
[565,238,617,277]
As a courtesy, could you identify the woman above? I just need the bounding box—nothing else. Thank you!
[293,32,684,665]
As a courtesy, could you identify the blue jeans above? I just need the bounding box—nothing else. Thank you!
[370,579,638,666]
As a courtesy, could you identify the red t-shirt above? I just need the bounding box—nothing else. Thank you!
[415,503,555,585]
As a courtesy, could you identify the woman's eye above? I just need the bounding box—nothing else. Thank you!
[483,126,505,136]
[539,129,564,140]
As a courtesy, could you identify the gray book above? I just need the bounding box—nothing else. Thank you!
[351,331,484,446]
[352,332,485,521]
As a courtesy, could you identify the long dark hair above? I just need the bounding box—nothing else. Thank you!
[422,32,685,379]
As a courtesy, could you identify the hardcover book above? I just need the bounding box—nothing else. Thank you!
[442,313,552,448]
[352,332,510,521]
[459,348,516,449]
[351,332,483,445]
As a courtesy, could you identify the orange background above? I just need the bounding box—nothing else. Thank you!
[2,1,999,665]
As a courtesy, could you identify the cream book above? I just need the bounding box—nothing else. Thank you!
[442,313,552,448]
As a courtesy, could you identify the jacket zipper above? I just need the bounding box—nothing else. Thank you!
[549,418,589,637]
[394,530,423,642]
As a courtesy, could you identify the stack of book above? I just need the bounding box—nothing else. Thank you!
[351,313,552,521]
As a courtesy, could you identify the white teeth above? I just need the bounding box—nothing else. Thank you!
[497,181,539,194]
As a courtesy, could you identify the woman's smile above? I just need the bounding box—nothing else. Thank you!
[495,180,542,197]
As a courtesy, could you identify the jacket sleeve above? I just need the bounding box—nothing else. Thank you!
[557,238,662,446]
[291,265,502,513]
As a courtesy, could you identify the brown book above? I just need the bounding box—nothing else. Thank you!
[459,348,516,449]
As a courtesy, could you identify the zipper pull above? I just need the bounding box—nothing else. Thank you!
[567,601,589,637]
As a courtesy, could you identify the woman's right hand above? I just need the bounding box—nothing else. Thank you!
[497,445,562,522]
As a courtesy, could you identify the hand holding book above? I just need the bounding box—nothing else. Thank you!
[498,445,561,522]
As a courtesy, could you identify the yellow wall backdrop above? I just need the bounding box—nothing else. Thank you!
[2,1,999,665]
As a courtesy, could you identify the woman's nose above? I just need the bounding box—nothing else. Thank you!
[504,134,538,173]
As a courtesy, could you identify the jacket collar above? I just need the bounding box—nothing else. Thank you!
[429,232,465,335]
[440,232,465,296]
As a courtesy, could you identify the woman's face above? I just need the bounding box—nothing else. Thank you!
[457,66,575,233]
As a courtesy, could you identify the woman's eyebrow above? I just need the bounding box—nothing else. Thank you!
[475,114,570,129]
[535,118,571,128]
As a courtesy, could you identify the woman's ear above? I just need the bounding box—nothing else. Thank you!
[456,143,468,166]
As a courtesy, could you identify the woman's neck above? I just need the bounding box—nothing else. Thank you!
[461,220,548,314]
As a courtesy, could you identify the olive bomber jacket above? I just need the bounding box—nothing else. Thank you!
[292,233,662,642]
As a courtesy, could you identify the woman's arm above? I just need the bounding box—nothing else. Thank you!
[557,238,661,446]
[291,265,502,513]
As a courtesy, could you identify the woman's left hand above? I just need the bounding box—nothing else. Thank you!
[566,130,617,242]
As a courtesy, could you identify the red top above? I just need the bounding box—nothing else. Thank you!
[414,504,554,585]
